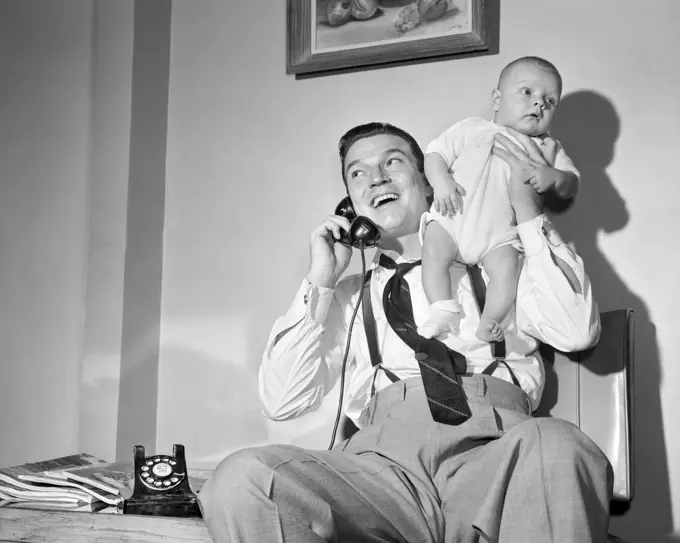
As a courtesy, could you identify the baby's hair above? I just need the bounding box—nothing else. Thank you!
[498,56,562,94]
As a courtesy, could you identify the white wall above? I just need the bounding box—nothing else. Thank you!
[161,0,680,540]
[0,0,94,466]
[0,0,136,467]
[79,0,134,464]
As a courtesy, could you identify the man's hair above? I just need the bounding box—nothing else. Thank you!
[498,56,562,94]
[338,122,424,186]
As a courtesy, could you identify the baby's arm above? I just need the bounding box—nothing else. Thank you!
[425,120,477,216]
[552,142,580,199]
[424,152,465,216]
[504,135,579,199]
[529,166,578,198]
[552,169,579,199]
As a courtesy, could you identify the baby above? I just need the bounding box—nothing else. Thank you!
[418,56,580,342]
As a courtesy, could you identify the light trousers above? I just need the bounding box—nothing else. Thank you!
[198,375,613,542]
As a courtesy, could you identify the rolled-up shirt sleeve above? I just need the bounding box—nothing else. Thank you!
[258,277,356,421]
[516,214,601,352]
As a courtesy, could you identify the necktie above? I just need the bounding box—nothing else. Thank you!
[380,254,472,425]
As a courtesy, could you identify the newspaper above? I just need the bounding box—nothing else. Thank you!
[0,453,120,506]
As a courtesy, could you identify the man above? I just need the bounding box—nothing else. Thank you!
[198,122,613,542]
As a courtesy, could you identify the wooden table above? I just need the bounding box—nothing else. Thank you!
[0,506,212,542]
[0,466,215,542]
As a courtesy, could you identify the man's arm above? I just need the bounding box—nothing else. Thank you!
[515,215,600,351]
[259,213,356,420]
[259,277,356,420]
[493,137,601,351]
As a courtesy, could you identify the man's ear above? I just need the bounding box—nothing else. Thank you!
[491,88,501,112]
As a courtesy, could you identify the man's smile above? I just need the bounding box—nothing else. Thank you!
[371,192,400,208]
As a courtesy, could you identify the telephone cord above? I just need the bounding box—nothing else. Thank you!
[327,242,367,451]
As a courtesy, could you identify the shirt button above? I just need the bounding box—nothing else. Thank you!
[303,294,309,304]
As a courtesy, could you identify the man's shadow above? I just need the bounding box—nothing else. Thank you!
[549,90,672,542]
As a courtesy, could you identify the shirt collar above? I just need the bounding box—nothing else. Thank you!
[372,247,421,268]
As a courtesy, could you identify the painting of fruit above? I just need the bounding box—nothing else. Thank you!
[287,0,493,76]
[351,0,380,20]
[314,0,468,51]
[316,0,353,26]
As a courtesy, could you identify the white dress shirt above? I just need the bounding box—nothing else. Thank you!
[259,214,600,426]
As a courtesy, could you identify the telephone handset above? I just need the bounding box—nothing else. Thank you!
[334,196,381,248]
[121,444,201,518]
[327,197,380,450]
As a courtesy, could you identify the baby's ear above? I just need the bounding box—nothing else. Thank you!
[491,88,501,112]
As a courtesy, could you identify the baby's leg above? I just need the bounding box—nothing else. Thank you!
[476,244,521,342]
[422,221,457,302]
[418,222,462,339]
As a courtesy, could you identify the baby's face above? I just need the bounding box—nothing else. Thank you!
[492,63,561,137]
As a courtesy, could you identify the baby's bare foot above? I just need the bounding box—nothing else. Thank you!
[476,316,504,342]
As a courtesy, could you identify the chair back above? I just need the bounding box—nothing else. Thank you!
[535,309,635,504]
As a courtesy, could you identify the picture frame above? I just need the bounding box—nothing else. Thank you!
[287,0,498,77]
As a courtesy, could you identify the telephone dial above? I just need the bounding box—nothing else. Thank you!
[334,196,381,248]
[121,444,201,518]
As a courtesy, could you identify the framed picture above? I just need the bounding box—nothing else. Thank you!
[287,0,497,76]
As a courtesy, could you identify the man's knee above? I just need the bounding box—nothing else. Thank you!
[517,417,611,469]
[198,446,286,515]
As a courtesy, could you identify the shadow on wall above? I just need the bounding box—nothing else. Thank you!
[550,90,672,543]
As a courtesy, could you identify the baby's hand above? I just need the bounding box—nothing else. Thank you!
[433,179,466,217]
[527,166,558,194]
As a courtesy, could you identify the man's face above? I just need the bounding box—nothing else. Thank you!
[343,134,431,240]
[493,63,562,137]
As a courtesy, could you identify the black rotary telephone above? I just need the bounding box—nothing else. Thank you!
[121,444,201,518]
[334,196,381,248]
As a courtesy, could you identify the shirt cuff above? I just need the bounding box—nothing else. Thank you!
[516,214,566,257]
[301,277,335,323]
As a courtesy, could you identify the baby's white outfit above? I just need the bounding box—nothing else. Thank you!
[421,117,580,264]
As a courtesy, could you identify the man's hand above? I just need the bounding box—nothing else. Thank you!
[505,128,558,166]
[492,133,548,223]
[433,178,466,217]
[306,215,353,289]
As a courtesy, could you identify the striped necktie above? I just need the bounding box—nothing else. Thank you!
[380,254,472,425]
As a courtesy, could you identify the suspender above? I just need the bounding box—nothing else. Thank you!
[467,265,506,360]
[362,264,521,389]
[466,266,521,387]
[362,269,400,384]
